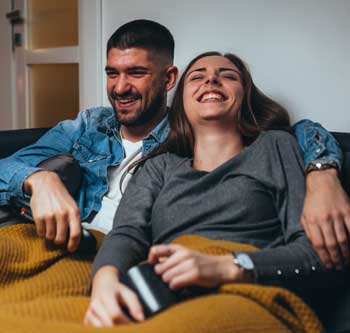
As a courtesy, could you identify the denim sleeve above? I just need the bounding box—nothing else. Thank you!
[293,119,343,171]
[0,110,89,204]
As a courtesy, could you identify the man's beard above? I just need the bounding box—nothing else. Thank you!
[110,88,166,127]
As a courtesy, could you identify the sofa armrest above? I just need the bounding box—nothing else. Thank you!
[0,128,49,159]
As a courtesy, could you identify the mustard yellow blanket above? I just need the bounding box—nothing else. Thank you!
[0,224,322,333]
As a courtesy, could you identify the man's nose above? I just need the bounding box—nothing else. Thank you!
[114,76,131,95]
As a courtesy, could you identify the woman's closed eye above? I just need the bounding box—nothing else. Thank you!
[221,74,238,81]
[189,74,204,81]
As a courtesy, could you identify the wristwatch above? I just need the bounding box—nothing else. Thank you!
[306,160,338,174]
[233,253,255,282]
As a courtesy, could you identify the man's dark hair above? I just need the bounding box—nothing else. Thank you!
[107,19,175,63]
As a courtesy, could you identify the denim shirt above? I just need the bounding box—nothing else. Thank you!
[293,118,342,169]
[0,107,169,220]
[0,107,342,221]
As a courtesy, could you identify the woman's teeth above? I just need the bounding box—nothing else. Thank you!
[200,93,224,102]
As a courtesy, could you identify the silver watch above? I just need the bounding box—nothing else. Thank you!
[233,253,255,280]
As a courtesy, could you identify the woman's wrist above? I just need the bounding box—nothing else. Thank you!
[92,265,120,294]
[220,254,245,283]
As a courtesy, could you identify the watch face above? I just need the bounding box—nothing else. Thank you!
[236,253,254,270]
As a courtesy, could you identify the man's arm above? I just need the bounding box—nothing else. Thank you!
[0,110,88,251]
[293,119,350,269]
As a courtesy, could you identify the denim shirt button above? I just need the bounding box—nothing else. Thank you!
[316,148,321,153]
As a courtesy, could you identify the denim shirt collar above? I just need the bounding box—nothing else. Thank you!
[145,113,170,144]
[102,107,170,153]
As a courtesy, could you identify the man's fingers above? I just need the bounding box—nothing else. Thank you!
[308,224,333,268]
[322,222,343,269]
[333,219,349,266]
[67,208,81,252]
[301,216,311,239]
[44,215,56,241]
[54,214,68,245]
[34,216,46,238]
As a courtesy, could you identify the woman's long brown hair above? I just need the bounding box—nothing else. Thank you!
[121,51,291,190]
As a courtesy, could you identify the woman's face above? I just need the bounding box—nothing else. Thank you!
[183,55,244,126]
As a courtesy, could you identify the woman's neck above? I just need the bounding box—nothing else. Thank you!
[192,125,244,172]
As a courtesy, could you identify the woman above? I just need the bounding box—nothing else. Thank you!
[84,52,337,330]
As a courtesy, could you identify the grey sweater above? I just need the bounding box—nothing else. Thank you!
[92,130,340,290]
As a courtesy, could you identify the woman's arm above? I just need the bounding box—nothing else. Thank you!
[86,154,167,325]
[84,265,144,326]
[238,131,345,290]
[91,154,167,277]
[147,244,248,290]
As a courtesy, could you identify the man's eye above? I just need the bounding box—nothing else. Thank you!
[130,72,146,77]
[106,72,118,78]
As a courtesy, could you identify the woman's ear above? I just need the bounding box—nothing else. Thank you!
[165,66,179,92]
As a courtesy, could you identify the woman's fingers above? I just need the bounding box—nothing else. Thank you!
[84,308,104,327]
[155,251,189,275]
[90,299,115,326]
[148,244,181,264]
[118,284,144,322]
[161,259,194,283]
[168,270,199,290]
[84,299,113,327]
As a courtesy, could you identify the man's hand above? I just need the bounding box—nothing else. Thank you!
[84,266,144,327]
[24,170,81,252]
[302,168,350,269]
[148,244,246,290]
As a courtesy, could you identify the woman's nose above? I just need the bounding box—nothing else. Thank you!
[205,74,221,86]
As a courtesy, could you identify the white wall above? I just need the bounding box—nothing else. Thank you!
[0,0,14,129]
[101,0,349,131]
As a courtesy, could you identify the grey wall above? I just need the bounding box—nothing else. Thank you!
[0,0,14,129]
[102,0,349,131]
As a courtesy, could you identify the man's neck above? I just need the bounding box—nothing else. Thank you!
[120,108,167,142]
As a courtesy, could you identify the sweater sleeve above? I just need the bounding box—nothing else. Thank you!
[91,153,167,278]
[242,131,344,290]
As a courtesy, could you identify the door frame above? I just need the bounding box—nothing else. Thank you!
[13,0,103,128]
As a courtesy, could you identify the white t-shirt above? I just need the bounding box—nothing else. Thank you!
[83,138,142,233]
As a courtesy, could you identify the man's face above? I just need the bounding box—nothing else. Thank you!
[106,48,168,127]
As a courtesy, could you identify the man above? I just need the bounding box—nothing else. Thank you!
[0,20,348,270]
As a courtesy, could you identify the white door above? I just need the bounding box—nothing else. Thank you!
[3,0,103,129]
[0,0,15,129]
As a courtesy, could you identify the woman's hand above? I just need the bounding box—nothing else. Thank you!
[148,244,247,290]
[84,266,144,327]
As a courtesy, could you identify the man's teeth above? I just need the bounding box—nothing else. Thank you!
[118,98,136,104]
[200,93,224,102]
